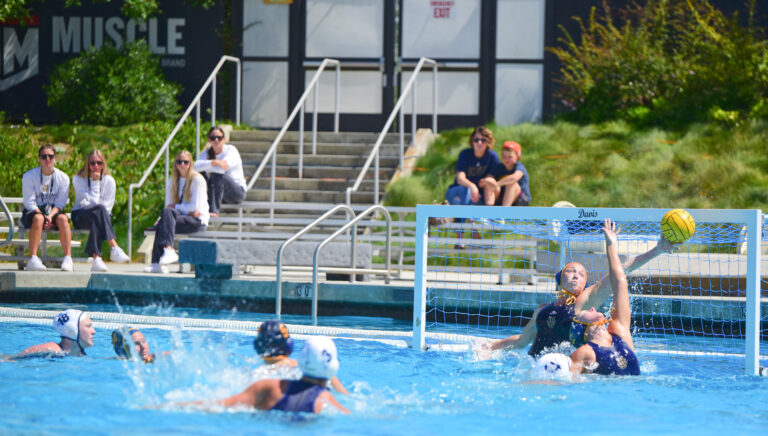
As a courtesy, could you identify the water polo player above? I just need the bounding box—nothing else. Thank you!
[112,327,156,363]
[254,320,348,395]
[11,309,95,358]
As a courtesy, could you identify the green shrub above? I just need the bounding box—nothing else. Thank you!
[45,41,181,126]
[384,176,436,207]
[549,0,768,128]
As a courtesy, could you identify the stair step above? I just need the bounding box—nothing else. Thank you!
[245,190,376,203]
[233,142,402,156]
[239,153,399,167]
[230,130,410,144]
[251,178,388,190]
[243,166,396,179]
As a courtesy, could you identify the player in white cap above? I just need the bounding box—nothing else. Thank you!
[10,309,96,358]
[180,336,349,414]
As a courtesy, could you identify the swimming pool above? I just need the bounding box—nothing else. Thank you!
[1,303,767,435]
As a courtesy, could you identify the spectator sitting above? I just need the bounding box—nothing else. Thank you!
[193,126,247,217]
[20,144,73,272]
[480,140,531,206]
[444,126,500,206]
[144,150,209,274]
[71,149,131,272]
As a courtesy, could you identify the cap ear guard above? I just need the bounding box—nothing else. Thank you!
[112,328,133,359]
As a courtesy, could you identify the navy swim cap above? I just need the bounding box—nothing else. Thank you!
[254,320,294,358]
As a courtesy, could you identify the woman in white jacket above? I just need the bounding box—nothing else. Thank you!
[145,150,209,274]
[193,126,247,216]
[71,149,130,272]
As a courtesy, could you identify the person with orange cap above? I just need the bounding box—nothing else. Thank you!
[480,140,530,207]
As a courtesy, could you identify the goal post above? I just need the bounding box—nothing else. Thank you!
[413,204,765,376]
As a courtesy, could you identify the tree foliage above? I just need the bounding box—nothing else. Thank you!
[548,0,768,128]
[0,0,214,22]
[45,41,181,126]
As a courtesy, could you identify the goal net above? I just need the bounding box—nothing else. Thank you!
[413,205,765,375]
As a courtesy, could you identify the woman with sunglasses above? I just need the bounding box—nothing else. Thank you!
[20,144,73,271]
[480,230,674,359]
[145,150,209,274]
[444,126,500,206]
[551,219,641,376]
[193,126,246,217]
[71,149,130,272]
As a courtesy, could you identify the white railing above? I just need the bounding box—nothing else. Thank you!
[245,58,340,219]
[127,56,241,256]
[0,196,14,247]
[345,57,438,205]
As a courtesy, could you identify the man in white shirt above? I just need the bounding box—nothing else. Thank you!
[20,144,73,272]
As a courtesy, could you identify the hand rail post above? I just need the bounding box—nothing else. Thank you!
[334,62,340,133]
[299,103,305,179]
[312,79,319,155]
[195,101,201,159]
[432,63,438,133]
[127,186,134,255]
[211,76,216,125]
[399,104,405,171]
[236,60,242,125]
[411,76,417,139]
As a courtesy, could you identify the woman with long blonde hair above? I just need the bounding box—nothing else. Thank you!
[145,150,209,273]
[72,149,130,272]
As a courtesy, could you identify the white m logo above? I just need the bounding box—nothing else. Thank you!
[1,26,39,91]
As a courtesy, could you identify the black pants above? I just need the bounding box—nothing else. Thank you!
[151,207,203,263]
[72,205,116,257]
[204,172,246,214]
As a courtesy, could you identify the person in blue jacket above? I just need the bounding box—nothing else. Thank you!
[444,126,500,206]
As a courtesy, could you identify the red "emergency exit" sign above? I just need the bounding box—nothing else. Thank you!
[431,1,454,19]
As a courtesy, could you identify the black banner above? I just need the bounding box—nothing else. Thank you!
[0,0,224,123]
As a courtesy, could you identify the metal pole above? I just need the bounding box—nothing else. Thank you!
[299,103,305,179]
[312,80,318,155]
[411,76,417,139]
[211,77,216,126]
[334,63,340,133]
[236,60,241,125]
[432,64,438,133]
[195,102,201,159]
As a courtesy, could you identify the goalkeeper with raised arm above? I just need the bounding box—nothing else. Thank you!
[479,224,675,358]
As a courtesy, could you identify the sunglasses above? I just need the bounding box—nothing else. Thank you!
[39,154,55,160]
[472,137,487,143]
[176,159,190,165]
[209,135,224,141]
[89,161,104,166]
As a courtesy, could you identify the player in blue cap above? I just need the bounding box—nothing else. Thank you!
[254,320,348,394]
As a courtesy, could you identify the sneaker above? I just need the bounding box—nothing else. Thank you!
[26,255,46,271]
[110,246,130,263]
[91,257,108,272]
[158,247,179,265]
[143,263,169,274]
[61,256,74,272]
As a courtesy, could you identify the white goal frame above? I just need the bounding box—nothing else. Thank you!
[413,205,763,376]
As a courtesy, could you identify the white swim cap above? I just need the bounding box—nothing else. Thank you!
[298,336,339,380]
[53,309,83,342]
[532,353,572,380]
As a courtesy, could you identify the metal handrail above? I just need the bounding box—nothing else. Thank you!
[127,56,241,256]
[345,57,438,205]
[245,58,340,219]
[275,204,354,319]
[310,205,392,325]
[0,196,14,247]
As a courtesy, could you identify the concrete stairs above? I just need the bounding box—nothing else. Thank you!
[209,130,410,235]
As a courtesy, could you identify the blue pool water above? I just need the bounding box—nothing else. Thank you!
[1,303,767,435]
